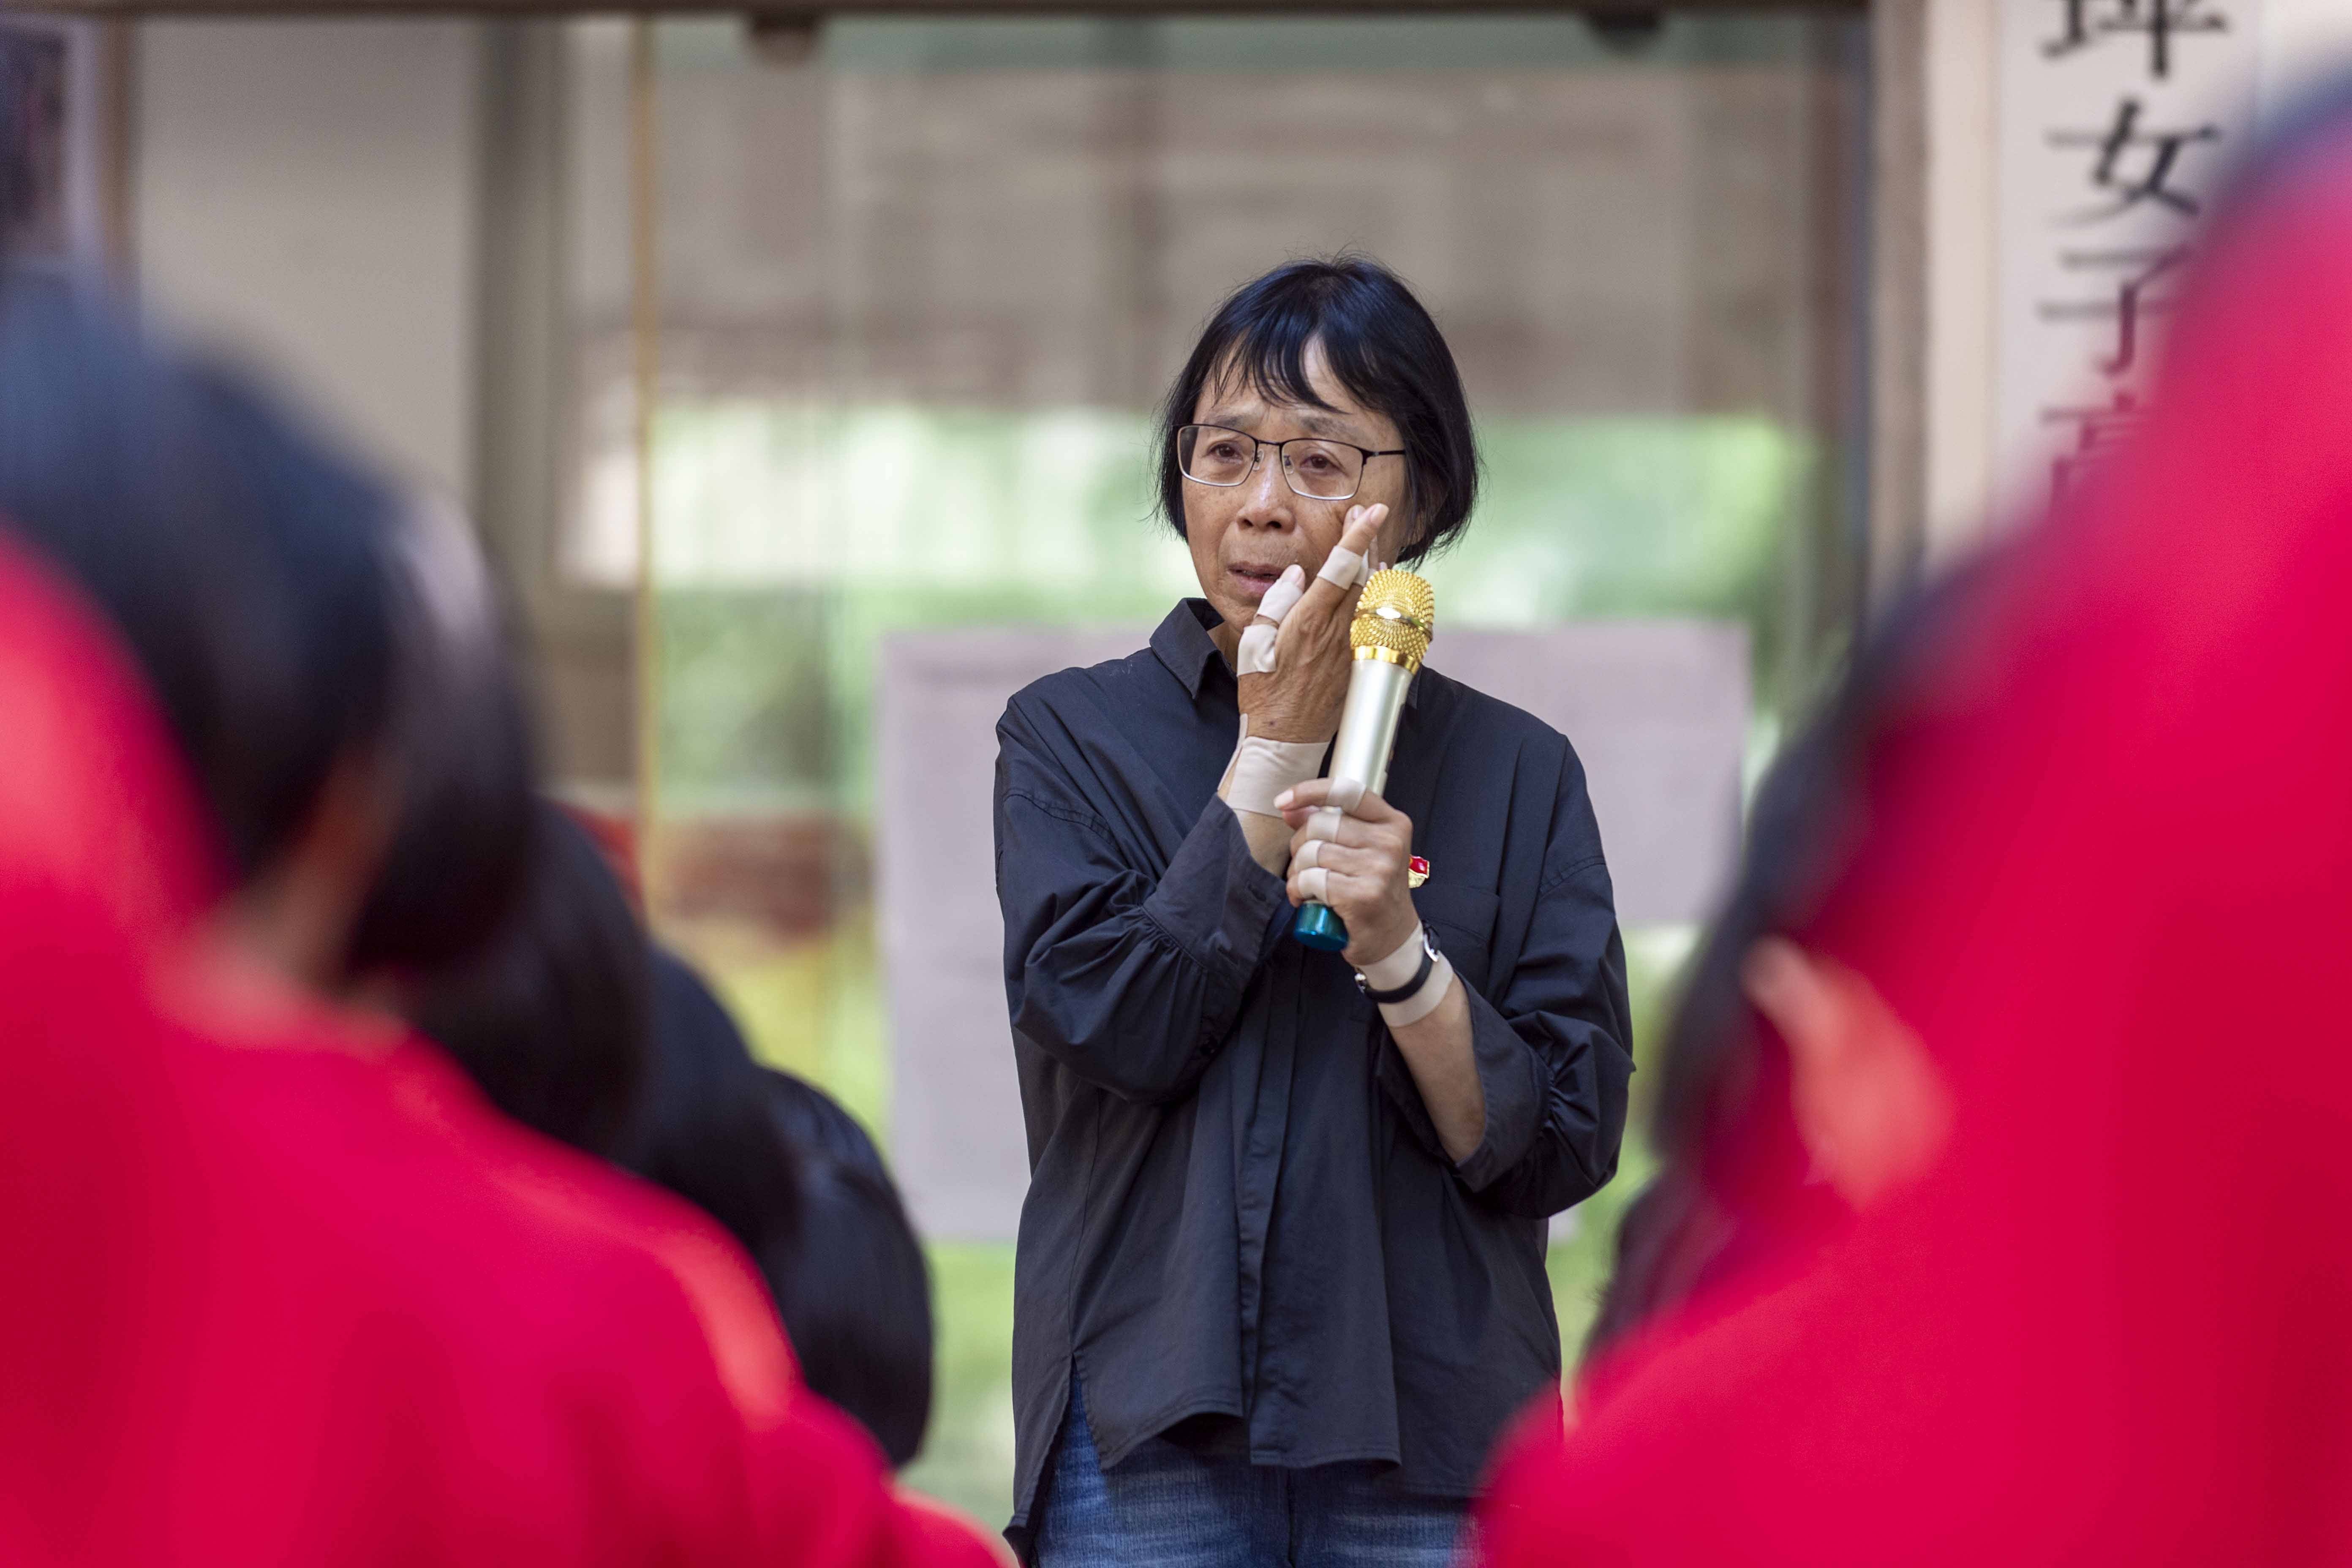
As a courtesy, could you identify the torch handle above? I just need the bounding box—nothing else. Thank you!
[1291,656,1413,952]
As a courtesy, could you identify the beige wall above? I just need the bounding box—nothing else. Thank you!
[135,19,483,503]
[131,18,637,789]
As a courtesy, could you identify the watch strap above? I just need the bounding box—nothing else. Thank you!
[1361,941,1435,1005]
[1377,954,1455,1029]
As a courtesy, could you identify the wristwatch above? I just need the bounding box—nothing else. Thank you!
[1355,925,1440,1004]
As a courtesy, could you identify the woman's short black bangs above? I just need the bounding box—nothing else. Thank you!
[1157,255,1479,565]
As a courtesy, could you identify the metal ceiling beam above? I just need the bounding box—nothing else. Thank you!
[35,0,1854,18]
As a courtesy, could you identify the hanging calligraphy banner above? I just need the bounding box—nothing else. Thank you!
[1997,0,2261,507]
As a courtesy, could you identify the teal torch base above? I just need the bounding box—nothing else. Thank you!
[1292,902,1350,951]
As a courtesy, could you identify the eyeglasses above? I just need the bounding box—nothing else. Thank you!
[1176,423,1405,504]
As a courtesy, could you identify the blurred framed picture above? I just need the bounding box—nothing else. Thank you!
[3,16,105,266]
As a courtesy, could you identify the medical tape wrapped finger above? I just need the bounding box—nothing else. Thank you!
[1301,806,1347,845]
[1236,565,1308,677]
[1304,778,1368,830]
[1317,546,1367,591]
[1297,865,1332,904]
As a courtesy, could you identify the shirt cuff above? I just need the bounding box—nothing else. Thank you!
[1143,797,1294,987]
[1445,982,1549,1194]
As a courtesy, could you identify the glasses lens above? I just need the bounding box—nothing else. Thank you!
[1180,425,1254,486]
[1282,440,1363,501]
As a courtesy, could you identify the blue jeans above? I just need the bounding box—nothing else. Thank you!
[1036,1380,1467,1568]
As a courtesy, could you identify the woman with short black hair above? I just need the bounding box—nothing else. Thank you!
[996,257,1634,1565]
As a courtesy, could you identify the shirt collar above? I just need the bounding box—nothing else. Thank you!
[1152,599,1228,700]
[1150,596,1424,710]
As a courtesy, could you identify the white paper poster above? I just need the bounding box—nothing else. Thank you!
[880,623,1750,1242]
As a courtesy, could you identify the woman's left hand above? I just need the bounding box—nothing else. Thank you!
[1276,779,1419,968]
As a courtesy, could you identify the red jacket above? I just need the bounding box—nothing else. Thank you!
[1477,106,2352,1565]
[0,534,993,1566]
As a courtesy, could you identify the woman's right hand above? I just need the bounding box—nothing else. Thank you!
[1237,506,1385,744]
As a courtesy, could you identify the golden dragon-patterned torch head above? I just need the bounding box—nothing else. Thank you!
[1349,569,1436,672]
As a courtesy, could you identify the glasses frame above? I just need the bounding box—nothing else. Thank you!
[1176,423,1406,504]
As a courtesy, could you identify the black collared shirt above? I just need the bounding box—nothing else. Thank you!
[995,599,1632,1549]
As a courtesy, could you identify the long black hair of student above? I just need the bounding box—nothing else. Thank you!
[754,1068,935,1470]
[621,952,935,1468]
[411,800,650,1158]
[343,503,539,985]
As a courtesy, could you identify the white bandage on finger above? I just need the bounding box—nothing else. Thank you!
[1301,806,1345,844]
[1317,547,1367,591]
[1221,716,1328,820]
[1298,865,1331,903]
[1324,777,1366,813]
[1236,623,1279,677]
[1377,953,1455,1029]
[1235,565,1308,676]
[1293,839,1325,871]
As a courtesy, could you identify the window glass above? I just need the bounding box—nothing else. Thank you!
[615,12,1867,1521]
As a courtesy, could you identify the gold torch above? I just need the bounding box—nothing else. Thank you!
[1293,569,1437,951]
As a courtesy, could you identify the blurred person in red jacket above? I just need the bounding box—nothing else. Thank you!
[1476,86,2352,1566]
[0,281,985,1564]
[621,951,1013,1561]
[615,947,938,1473]
[410,808,1010,1562]
[1574,664,1950,1372]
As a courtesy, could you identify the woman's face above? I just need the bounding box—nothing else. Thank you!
[1182,340,1413,644]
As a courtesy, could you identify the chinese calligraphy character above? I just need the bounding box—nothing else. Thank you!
[2042,0,2229,80]
[2037,245,2189,377]
[2046,0,2097,57]
[2048,98,2221,220]
[2042,389,2148,500]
